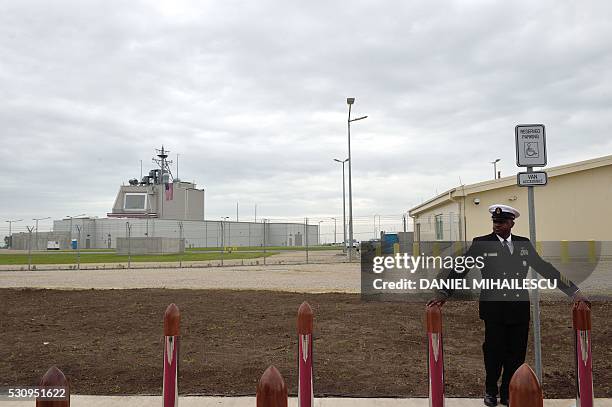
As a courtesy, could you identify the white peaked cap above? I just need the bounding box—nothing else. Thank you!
[488,204,520,219]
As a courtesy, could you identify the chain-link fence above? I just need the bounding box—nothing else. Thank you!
[0,214,414,270]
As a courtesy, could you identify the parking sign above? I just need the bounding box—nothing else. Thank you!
[516,124,546,167]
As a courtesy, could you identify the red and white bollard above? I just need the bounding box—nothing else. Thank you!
[426,304,444,407]
[509,363,543,407]
[573,301,594,407]
[257,365,288,407]
[163,303,180,407]
[297,301,314,407]
[36,366,70,407]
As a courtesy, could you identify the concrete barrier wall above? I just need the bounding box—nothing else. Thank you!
[116,237,185,255]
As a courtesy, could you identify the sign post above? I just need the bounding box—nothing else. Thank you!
[515,124,547,383]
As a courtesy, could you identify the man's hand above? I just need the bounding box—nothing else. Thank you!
[427,292,449,307]
[572,290,591,308]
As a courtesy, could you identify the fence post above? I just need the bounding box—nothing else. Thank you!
[305,218,309,264]
[573,301,594,407]
[509,363,543,407]
[178,221,183,268]
[163,303,180,407]
[27,226,34,271]
[297,302,314,407]
[36,366,70,407]
[256,366,287,407]
[426,303,444,407]
[76,225,81,270]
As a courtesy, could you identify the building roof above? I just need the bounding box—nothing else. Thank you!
[409,153,612,216]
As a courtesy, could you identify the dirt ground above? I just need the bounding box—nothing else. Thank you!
[1,289,610,398]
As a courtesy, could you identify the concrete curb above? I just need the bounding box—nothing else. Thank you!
[2,396,610,407]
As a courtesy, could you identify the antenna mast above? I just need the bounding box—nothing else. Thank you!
[152,145,174,183]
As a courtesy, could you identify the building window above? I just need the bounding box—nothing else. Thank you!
[124,193,147,211]
[435,214,443,240]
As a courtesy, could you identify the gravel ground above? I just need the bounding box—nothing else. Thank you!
[0,261,361,292]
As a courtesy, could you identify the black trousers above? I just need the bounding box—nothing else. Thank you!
[483,321,529,398]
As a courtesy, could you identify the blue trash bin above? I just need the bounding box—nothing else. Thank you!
[71,239,78,250]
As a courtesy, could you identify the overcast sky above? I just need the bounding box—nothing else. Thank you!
[2,0,611,234]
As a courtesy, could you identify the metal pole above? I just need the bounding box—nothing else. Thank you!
[305,217,309,264]
[27,226,34,271]
[333,217,337,244]
[263,219,267,265]
[178,222,183,268]
[341,161,347,253]
[6,219,23,249]
[221,218,226,266]
[527,166,542,382]
[347,104,354,262]
[35,219,39,251]
[76,225,81,269]
[126,222,131,269]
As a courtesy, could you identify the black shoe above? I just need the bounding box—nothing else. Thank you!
[499,397,508,406]
[484,394,498,407]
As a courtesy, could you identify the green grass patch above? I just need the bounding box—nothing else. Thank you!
[186,245,340,252]
[54,248,116,253]
[0,251,276,265]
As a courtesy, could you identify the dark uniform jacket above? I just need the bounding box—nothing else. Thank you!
[443,233,578,324]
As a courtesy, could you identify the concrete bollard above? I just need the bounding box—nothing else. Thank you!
[256,366,288,407]
[413,242,420,257]
[426,304,444,407]
[36,366,70,407]
[163,303,180,407]
[393,242,400,255]
[561,240,570,263]
[588,240,596,264]
[432,242,440,257]
[297,302,314,407]
[573,301,594,407]
[509,363,543,407]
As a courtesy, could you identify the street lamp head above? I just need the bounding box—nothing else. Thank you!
[347,97,355,105]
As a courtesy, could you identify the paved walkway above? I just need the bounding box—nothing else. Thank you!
[2,396,609,406]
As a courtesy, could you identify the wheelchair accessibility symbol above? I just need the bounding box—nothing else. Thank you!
[524,142,539,158]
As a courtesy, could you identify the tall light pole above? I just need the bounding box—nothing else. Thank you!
[347,97,367,262]
[33,216,51,251]
[67,214,86,246]
[221,216,230,248]
[491,158,501,179]
[5,219,22,249]
[334,158,349,252]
